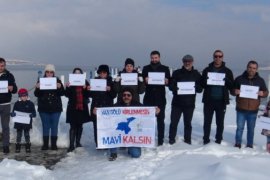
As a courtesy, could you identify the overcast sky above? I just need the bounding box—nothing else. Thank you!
[1,0,270,70]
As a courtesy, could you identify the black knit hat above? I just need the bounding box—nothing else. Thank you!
[97,64,110,74]
[125,58,135,67]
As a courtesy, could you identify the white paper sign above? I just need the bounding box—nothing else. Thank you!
[240,85,259,99]
[12,111,31,124]
[148,72,165,85]
[121,73,138,85]
[257,116,270,130]
[207,72,225,86]
[69,74,86,86]
[40,77,57,90]
[177,82,195,95]
[0,81,8,93]
[90,79,107,91]
[97,107,156,149]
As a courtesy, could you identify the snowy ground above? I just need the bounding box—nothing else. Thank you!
[1,90,270,180]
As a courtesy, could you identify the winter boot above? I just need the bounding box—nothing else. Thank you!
[15,143,21,153]
[76,127,83,147]
[41,136,49,150]
[267,143,270,153]
[108,153,117,161]
[67,129,76,152]
[51,136,58,150]
[25,143,31,153]
[3,146,9,154]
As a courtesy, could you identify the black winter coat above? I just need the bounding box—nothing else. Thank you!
[169,66,202,107]
[12,100,36,129]
[114,69,145,103]
[34,78,65,112]
[65,80,91,124]
[89,76,117,120]
[0,70,17,104]
[201,62,234,105]
[142,63,170,106]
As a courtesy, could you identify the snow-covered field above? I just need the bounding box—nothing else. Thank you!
[1,90,270,180]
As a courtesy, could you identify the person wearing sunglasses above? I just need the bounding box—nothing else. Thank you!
[34,64,65,150]
[108,87,160,161]
[168,55,202,145]
[201,50,234,145]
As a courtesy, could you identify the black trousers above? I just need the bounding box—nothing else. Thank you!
[203,101,226,142]
[16,129,30,143]
[156,105,166,144]
[169,106,194,143]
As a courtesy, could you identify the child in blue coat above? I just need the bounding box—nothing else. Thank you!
[11,88,36,153]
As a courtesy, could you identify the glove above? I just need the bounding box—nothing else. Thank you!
[138,76,143,82]
[10,112,16,117]
[115,76,121,82]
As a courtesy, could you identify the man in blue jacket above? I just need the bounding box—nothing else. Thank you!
[0,57,17,153]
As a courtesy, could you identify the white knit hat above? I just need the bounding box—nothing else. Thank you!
[44,64,55,72]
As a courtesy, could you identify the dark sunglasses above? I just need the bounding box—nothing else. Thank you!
[123,93,132,97]
[45,71,54,74]
[214,55,223,58]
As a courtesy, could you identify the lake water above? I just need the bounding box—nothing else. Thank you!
[7,65,270,104]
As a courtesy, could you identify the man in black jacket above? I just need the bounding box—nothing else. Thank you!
[142,50,170,146]
[201,50,234,145]
[168,55,202,145]
[0,57,17,153]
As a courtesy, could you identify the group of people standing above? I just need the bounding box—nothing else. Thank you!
[0,49,269,160]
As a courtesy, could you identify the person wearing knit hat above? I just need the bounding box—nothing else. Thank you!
[114,58,145,103]
[11,88,36,153]
[90,64,117,147]
[125,58,135,67]
[97,64,110,75]
[18,88,28,97]
[44,64,55,73]
[34,63,65,150]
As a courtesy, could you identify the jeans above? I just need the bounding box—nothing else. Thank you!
[0,104,11,147]
[267,136,270,144]
[110,147,141,158]
[39,112,61,136]
[169,106,194,143]
[235,111,257,145]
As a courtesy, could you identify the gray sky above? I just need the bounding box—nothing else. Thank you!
[1,0,270,70]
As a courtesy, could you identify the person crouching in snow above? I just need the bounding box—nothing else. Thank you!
[261,100,270,153]
[10,88,36,153]
[105,87,160,161]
